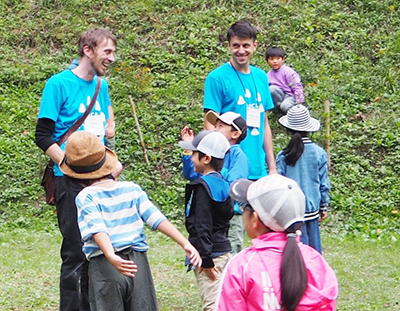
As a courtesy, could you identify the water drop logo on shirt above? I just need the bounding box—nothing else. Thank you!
[237,95,246,106]
[79,102,86,113]
[251,128,260,136]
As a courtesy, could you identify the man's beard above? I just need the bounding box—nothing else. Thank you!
[90,59,104,77]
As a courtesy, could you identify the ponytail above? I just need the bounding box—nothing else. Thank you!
[282,132,305,166]
[280,223,308,311]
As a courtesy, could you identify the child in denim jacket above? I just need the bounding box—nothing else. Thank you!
[276,105,330,253]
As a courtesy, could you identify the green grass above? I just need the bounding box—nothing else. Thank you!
[0,229,59,311]
[1,0,400,238]
[1,225,399,310]
[324,236,400,310]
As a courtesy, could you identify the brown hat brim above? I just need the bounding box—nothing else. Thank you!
[59,147,118,179]
[205,110,219,126]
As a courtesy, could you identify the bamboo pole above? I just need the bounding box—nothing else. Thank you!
[324,99,331,170]
[129,95,149,165]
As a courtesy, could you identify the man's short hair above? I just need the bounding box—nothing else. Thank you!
[227,20,257,42]
[266,46,285,59]
[77,28,116,57]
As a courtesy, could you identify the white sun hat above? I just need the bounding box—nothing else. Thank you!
[278,104,320,132]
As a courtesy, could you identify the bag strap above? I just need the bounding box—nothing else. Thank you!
[57,76,102,146]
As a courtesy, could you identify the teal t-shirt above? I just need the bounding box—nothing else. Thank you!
[38,70,110,176]
[204,63,274,179]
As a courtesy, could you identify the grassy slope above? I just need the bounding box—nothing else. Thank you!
[1,227,399,310]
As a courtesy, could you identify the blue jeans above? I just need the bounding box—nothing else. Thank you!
[300,218,322,254]
[55,176,90,311]
[269,85,295,113]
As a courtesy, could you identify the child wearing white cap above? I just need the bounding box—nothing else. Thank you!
[276,104,330,253]
[179,130,233,311]
[181,111,249,254]
[215,174,338,311]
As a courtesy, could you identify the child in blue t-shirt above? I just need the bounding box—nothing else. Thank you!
[181,111,249,254]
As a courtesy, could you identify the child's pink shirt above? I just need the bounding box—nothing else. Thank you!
[215,232,338,311]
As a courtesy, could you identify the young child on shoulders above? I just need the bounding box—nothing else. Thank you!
[179,130,234,311]
[266,46,305,114]
[215,174,338,311]
[181,111,249,254]
[276,104,330,253]
[60,131,201,311]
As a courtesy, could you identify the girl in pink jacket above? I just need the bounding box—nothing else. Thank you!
[215,174,338,311]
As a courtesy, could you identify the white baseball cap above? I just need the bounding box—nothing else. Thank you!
[229,174,305,232]
[205,111,247,136]
[178,130,230,159]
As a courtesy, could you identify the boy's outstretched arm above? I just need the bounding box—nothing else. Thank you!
[93,232,138,277]
[157,220,202,268]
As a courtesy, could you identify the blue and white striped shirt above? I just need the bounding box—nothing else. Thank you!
[75,181,167,259]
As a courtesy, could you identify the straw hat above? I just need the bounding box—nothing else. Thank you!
[59,131,118,179]
[278,104,320,132]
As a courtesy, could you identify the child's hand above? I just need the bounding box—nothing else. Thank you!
[198,266,219,281]
[111,161,123,180]
[181,126,194,142]
[183,242,202,268]
[108,253,138,277]
[319,210,328,222]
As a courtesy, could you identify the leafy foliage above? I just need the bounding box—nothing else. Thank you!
[0,0,399,238]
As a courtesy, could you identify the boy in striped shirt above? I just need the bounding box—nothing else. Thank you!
[60,131,201,311]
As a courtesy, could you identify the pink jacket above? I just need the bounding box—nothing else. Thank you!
[215,232,338,311]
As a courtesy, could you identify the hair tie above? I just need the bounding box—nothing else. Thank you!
[287,230,302,239]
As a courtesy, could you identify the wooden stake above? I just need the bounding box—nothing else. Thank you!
[324,99,331,170]
[129,95,149,165]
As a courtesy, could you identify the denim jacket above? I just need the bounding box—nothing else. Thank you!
[276,138,330,221]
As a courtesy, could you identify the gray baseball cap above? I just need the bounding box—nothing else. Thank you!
[179,130,230,159]
[229,174,305,232]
